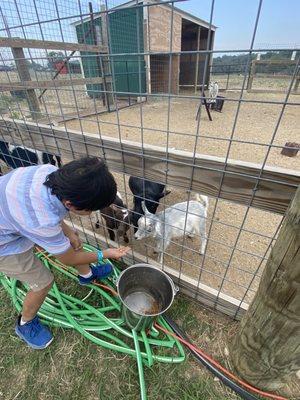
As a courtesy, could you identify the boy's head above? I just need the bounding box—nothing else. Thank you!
[44,157,117,216]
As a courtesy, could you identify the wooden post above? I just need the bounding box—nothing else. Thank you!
[247,60,256,91]
[207,30,215,87]
[194,26,201,94]
[294,77,299,93]
[100,5,115,110]
[144,2,152,95]
[11,47,41,120]
[230,185,300,393]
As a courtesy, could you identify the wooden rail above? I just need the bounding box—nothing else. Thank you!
[0,118,299,215]
[67,221,248,320]
[0,76,112,91]
[0,37,108,53]
[247,58,299,92]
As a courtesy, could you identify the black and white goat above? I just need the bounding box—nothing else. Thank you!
[134,194,209,263]
[128,176,170,232]
[0,140,62,175]
[95,191,129,243]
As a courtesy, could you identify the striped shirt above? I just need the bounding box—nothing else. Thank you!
[0,165,70,256]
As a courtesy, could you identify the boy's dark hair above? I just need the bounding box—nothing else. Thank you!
[44,157,117,211]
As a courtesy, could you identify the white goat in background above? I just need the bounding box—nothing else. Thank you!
[134,194,209,263]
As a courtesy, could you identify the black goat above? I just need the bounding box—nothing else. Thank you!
[0,140,62,175]
[128,176,170,232]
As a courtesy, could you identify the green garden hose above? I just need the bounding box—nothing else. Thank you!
[0,243,185,400]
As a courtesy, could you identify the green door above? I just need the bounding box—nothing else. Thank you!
[75,19,103,99]
[75,6,146,98]
[109,7,146,96]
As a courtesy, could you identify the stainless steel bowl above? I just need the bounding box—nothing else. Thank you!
[117,264,178,331]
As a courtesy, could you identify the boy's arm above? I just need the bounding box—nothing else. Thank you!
[56,246,130,266]
[59,221,130,265]
[61,221,82,251]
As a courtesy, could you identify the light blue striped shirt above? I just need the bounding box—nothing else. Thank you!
[0,165,70,256]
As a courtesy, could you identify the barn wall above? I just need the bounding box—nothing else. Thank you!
[148,5,182,52]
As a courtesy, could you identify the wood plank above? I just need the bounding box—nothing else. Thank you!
[254,59,297,65]
[0,117,299,215]
[0,76,112,91]
[248,89,300,95]
[66,221,248,320]
[0,37,108,53]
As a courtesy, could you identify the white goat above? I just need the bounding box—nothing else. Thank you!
[134,194,208,263]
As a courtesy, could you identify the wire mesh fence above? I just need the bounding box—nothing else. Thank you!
[0,0,299,319]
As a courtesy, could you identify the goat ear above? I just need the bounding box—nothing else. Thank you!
[156,189,171,200]
[141,201,151,215]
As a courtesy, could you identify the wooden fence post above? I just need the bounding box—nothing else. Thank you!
[230,185,300,392]
[100,5,115,110]
[194,26,201,94]
[246,60,256,91]
[11,47,41,120]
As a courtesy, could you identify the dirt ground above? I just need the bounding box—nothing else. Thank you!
[65,90,299,169]
[60,89,299,305]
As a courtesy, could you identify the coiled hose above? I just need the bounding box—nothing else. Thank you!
[0,244,185,400]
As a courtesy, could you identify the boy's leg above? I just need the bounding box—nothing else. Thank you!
[22,280,53,322]
[75,264,91,275]
[0,249,54,349]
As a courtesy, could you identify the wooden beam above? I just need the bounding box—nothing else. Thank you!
[248,89,300,95]
[0,37,108,53]
[0,76,112,91]
[294,77,300,92]
[247,60,256,91]
[231,185,300,393]
[66,221,248,320]
[0,117,299,215]
[100,8,114,109]
[254,74,295,79]
[254,59,297,65]
[194,26,201,94]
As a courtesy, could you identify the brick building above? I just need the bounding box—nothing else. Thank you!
[72,0,216,97]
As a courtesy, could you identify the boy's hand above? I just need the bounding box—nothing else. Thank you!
[69,230,82,251]
[102,247,130,260]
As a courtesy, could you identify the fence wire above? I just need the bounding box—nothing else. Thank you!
[0,0,299,319]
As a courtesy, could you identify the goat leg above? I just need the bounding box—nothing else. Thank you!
[108,228,115,242]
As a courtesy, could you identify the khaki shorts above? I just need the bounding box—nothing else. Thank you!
[0,248,54,291]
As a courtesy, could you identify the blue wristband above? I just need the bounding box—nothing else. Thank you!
[97,250,103,264]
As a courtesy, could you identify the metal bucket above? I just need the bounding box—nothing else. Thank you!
[117,264,178,331]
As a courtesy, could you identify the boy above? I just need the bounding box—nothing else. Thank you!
[0,156,130,349]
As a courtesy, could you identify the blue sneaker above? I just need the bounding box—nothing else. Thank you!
[78,263,113,285]
[15,316,53,350]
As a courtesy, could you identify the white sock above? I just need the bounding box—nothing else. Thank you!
[79,270,93,279]
[20,317,29,325]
